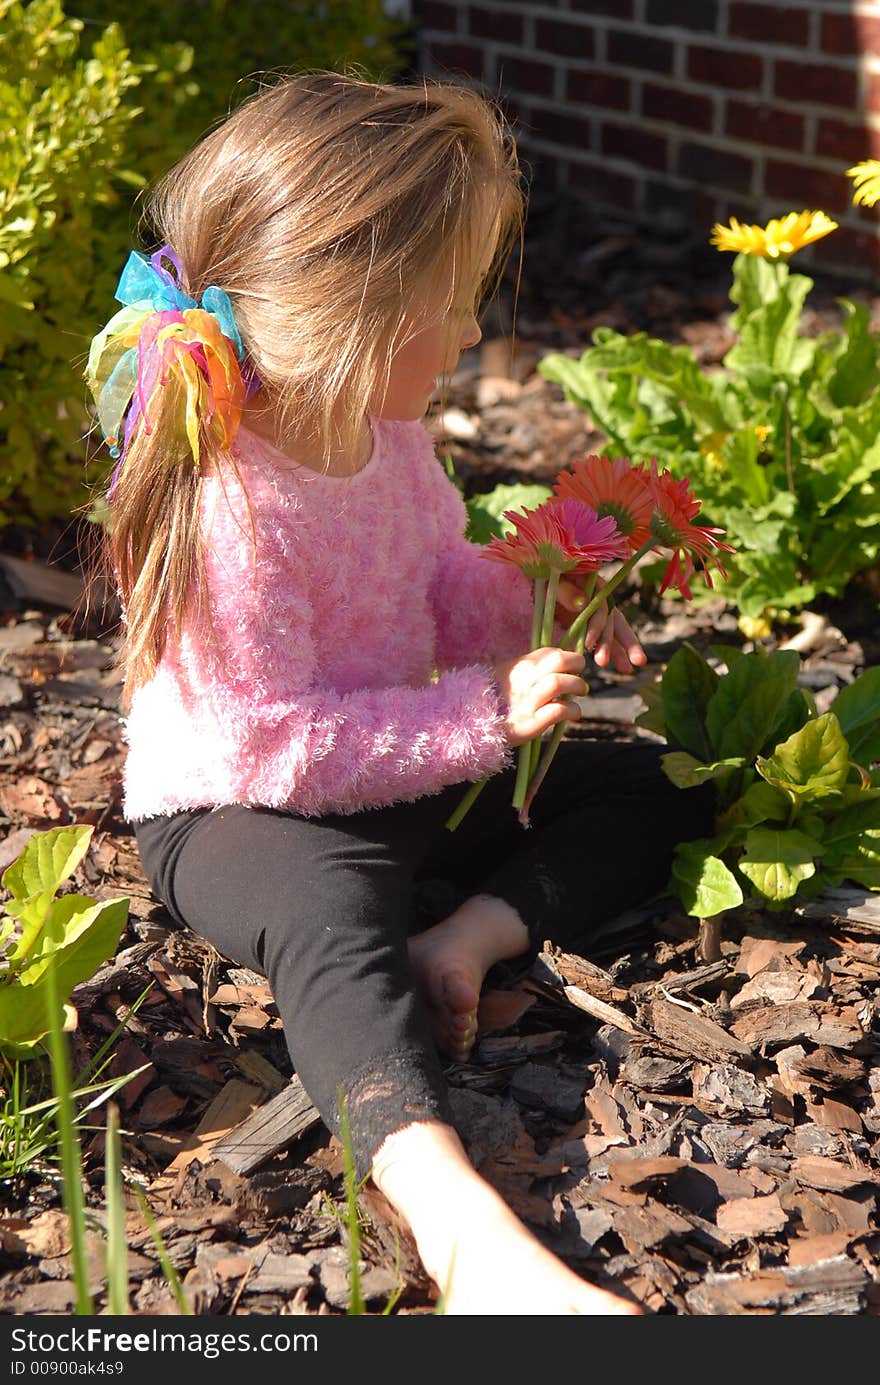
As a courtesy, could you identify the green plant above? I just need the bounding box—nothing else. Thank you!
[641,644,880,955]
[539,246,880,627]
[0,824,129,1055]
[0,0,185,526]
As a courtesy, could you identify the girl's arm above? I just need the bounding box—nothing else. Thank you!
[416,432,563,665]
[124,475,514,820]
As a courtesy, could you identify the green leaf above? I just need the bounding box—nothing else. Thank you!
[730,780,793,826]
[0,896,128,1052]
[635,677,666,738]
[704,649,801,761]
[757,712,851,803]
[726,268,814,378]
[464,483,553,545]
[2,825,93,910]
[671,841,744,918]
[738,827,821,901]
[661,643,719,761]
[826,299,880,409]
[830,666,880,767]
[661,751,745,788]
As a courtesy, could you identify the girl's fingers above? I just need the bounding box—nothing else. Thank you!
[612,610,648,668]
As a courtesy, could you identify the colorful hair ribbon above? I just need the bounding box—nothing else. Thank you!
[85,245,256,496]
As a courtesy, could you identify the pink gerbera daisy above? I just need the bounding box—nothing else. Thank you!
[554,453,654,554]
[482,498,627,580]
[647,464,735,599]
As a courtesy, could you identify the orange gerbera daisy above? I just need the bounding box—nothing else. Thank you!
[483,498,627,580]
[647,465,735,599]
[554,453,654,553]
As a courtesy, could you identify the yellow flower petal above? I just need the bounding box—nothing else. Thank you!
[709,210,838,259]
[847,159,880,208]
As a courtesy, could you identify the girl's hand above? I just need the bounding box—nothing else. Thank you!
[492,648,587,748]
[555,576,647,675]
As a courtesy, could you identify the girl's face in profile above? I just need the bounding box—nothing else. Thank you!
[373,239,496,422]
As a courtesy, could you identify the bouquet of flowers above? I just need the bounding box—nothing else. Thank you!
[446,452,734,830]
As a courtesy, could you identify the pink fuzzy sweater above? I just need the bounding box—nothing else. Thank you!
[122,415,540,821]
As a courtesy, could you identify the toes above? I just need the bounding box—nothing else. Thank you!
[441,970,480,1017]
[451,1009,477,1061]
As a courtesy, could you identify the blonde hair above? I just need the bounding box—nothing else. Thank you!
[101,68,526,706]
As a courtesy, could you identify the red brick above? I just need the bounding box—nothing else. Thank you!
[607,30,675,75]
[525,105,594,151]
[726,99,805,152]
[569,0,635,17]
[567,68,632,114]
[863,70,880,114]
[821,13,880,59]
[429,41,487,79]
[816,117,880,165]
[492,52,555,98]
[646,0,719,30]
[565,159,639,212]
[601,121,668,172]
[687,45,763,92]
[774,59,858,110]
[764,158,849,212]
[816,224,880,276]
[534,18,595,60]
[678,141,754,194]
[728,3,810,47]
[467,5,524,43]
[642,81,713,130]
[417,0,457,30]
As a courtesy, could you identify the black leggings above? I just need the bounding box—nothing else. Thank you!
[134,738,714,1176]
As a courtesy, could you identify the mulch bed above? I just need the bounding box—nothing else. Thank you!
[1,199,879,1315]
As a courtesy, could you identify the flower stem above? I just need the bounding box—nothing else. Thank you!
[560,544,653,652]
[521,551,649,823]
[528,571,561,779]
[444,774,487,831]
[514,578,550,811]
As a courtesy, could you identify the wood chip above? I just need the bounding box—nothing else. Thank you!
[648,996,754,1062]
[790,1156,879,1192]
[715,1193,788,1238]
[211,1076,321,1176]
[564,985,648,1036]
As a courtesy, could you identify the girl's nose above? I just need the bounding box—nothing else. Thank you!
[460,313,482,351]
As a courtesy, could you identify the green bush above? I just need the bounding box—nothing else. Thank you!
[1,0,412,528]
[539,251,880,629]
[0,0,179,525]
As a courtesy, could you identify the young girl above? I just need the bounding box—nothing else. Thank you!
[90,71,713,1315]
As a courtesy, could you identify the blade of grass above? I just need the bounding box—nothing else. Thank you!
[338,1093,365,1315]
[132,1186,192,1315]
[104,1102,129,1314]
[45,968,94,1315]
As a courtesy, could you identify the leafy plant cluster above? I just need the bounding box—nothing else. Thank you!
[638,644,880,919]
[0,824,128,1055]
[2,0,411,528]
[539,254,880,625]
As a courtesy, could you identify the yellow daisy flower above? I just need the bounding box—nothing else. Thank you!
[709,210,838,259]
[847,159,880,208]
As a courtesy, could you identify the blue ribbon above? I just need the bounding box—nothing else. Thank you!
[113,244,246,362]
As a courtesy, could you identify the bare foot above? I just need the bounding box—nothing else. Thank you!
[407,894,529,1060]
[438,1202,640,1316]
[372,1121,641,1316]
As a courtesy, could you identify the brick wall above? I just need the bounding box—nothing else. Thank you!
[411,0,880,275]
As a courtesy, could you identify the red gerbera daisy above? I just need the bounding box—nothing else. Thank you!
[647,464,735,599]
[554,453,654,553]
[482,498,627,580]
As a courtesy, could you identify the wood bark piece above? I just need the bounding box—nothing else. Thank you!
[799,888,880,934]
[790,1156,880,1192]
[161,1079,264,1178]
[564,984,649,1037]
[648,996,754,1062]
[729,1002,865,1050]
[684,1257,867,1315]
[715,1194,788,1238]
[211,1076,321,1175]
